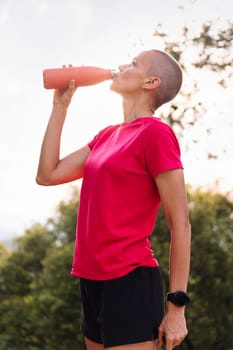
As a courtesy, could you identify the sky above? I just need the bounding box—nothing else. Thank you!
[0,0,233,241]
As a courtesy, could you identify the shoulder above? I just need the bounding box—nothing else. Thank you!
[143,117,179,144]
[145,117,174,132]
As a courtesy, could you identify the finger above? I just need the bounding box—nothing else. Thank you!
[165,338,173,350]
[167,334,184,350]
[157,329,163,348]
[67,80,77,98]
[59,80,75,96]
[158,335,166,349]
[69,79,76,89]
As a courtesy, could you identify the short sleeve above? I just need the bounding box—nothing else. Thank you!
[87,125,118,150]
[144,120,183,177]
[87,131,102,150]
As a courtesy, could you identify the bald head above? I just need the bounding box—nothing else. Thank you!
[145,49,183,109]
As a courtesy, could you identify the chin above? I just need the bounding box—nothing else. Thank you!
[110,82,118,93]
[110,81,114,90]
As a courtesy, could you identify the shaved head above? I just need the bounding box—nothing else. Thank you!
[145,49,183,109]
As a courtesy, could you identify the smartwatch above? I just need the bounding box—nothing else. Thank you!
[167,291,190,307]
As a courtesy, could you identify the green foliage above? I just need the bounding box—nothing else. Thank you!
[30,243,84,349]
[0,224,53,297]
[192,21,233,71]
[0,207,85,350]
[186,190,233,350]
[0,244,9,265]
[155,20,233,73]
[47,186,80,244]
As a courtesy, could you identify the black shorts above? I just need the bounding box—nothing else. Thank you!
[80,267,165,348]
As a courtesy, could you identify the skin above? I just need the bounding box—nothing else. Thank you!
[36,50,191,350]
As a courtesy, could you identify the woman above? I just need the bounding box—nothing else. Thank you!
[36,49,191,350]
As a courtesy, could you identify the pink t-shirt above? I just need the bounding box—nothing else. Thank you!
[71,117,183,280]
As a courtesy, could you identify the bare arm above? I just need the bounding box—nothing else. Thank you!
[36,80,91,186]
[155,169,191,350]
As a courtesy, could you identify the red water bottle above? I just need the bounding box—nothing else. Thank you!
[43,65,117,89]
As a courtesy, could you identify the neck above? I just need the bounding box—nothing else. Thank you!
[122,100,154,123]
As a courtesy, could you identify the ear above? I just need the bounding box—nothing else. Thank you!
[143,76,161,90]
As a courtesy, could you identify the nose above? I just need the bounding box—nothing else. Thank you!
[118,63,129,72]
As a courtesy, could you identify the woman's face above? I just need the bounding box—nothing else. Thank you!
[110,51,153,95]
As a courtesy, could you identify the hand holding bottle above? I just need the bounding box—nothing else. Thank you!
[53,79,77,109]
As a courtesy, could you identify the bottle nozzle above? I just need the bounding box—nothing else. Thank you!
[111,69,118,79]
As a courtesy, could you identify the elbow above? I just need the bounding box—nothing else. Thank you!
[35,173,52,186]
[35,175,47,186]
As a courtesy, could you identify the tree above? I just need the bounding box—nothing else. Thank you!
[47,186,80,245]
[0,190,84,350]
[0,224,55,350]
[0,224,54,297]
[30,186,85,349]
[30,243,84,350]
[186,189,233,350]
[0,243,9,265]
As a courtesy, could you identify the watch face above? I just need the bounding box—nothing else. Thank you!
[167,291,190,306]
[174,292,189,306]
